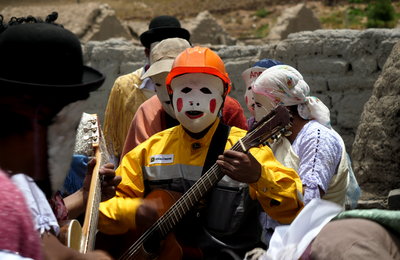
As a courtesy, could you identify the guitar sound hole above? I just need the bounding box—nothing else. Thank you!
[142,231,162,255]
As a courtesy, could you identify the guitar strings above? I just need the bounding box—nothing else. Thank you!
[119,117,277,260]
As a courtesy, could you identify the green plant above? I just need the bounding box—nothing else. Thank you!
[253,23,270,38]
[346,6,367,28]
[320,11,345,28]
[366,0,397,28]
[348,0,370,3]
[255,8,271,18]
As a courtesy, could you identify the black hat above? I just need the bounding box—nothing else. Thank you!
[0,22,105,98]
[140,15,190,49]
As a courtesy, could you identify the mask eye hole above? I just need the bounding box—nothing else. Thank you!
[255,102,263,108]
[200,87,212,94]
[155,83,162,87]
[182,87,192,94]
[248,86,252,90]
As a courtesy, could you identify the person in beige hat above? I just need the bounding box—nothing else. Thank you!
[121,38,248,157]
[103,15,191,167]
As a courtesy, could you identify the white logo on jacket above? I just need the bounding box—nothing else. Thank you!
[149,154,174,165]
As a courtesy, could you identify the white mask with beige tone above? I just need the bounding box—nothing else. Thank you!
[171,73,224,134]
[242,67,266,117]
[150,72,176,118]
[253,91,277,122]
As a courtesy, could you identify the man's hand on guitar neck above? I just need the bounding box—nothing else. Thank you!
[216,150,261,184]
[64,158,122,219]
[83,158,122,203]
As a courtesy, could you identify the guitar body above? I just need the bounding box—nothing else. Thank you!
[96,189,203,260]
[144,189,203,260]
[58,219,84,252]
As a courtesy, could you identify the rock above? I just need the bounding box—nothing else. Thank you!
[355,200,386,209]
[125,21,149,41]
[1,3,132,42]
[388,189,400,210]
[126,11,236,46]
[181,11,236,45]
[266,3,322,44]
[83,38,146,124]
[352,39,400,196]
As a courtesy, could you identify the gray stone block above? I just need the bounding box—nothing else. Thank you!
[355,200,385,209]
[388,189,400,210]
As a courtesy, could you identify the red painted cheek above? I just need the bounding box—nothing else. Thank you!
[246,96,248,104]
[210,99,216,114]
[177,98,183,112]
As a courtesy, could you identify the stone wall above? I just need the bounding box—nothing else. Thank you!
[82,29,400,154]
[352,40,400,195]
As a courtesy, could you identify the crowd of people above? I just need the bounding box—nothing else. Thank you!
[0,11,399,260]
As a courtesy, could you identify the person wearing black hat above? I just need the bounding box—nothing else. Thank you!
[103,15,191,167]
[0,14,120,260]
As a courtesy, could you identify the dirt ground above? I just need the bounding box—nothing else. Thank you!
[2,0,399,41]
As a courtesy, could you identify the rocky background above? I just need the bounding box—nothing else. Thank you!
[2,2,400,207]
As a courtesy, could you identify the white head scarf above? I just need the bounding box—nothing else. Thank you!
[253,65,331,128]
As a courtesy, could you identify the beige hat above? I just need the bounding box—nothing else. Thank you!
[141,38,191,80]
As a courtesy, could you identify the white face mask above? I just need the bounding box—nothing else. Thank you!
[245,83,255,117]
[151,72,175,118]
[171,73,224,134]
[253,91,277,122]
[242,67,265,117]
[47,99,87,195]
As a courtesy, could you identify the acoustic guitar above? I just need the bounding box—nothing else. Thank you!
[58,113,109,253]
[117,106,293,260]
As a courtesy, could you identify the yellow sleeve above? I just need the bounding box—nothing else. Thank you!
[98,151,145,235]
[249,145,304,224]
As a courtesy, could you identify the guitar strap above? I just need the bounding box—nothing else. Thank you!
[201,122,231,176]
[195,121,231,214]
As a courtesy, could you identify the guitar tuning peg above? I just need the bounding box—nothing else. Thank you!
[92,127,97,132]
[83,127,89,133]
[283,130,292,137]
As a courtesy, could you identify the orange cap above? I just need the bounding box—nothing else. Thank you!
[166,46,231,96]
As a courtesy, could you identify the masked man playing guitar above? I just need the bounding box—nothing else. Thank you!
[98,47,304,260]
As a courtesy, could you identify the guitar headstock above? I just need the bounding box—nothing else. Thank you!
[244,106,293,150]
[83,114,101,149]
[74,113,102,157]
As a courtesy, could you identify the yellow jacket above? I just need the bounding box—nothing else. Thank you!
[103,67,155,157]
[98,119,304,235]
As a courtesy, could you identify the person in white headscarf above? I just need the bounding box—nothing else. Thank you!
[252,65,360,245]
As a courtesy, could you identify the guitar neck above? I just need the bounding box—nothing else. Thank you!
[80,114,108,253]
[81,145,103,253]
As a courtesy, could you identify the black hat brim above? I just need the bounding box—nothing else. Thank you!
[0,65,105,97]
[140,27,190,49]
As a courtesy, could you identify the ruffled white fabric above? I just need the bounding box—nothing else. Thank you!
[258,199,342,260]
[253,65,331,128]
[10,174,60,236]
[0,251,33,260]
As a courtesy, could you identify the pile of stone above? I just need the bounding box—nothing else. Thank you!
[1,2,132,42]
